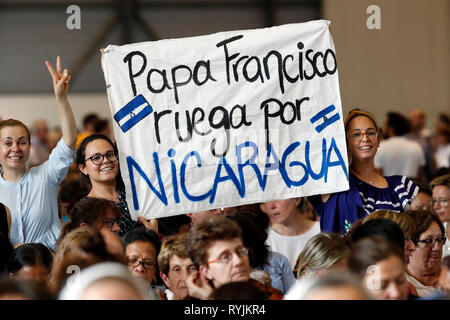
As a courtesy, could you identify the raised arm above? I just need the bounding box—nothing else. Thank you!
[45,56,77,149]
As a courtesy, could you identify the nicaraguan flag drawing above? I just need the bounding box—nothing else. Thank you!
[114,94,153,133]
[310,104,340,133]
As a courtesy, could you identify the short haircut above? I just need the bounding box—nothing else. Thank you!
[158,233,189,276]
[82,113,99,128]
[186,215,242,267]
[386,112,410,136]
[6,243,53,275]
[430,173,450,190]
[348,236,404,277]
[123,227,161,257]
[363,210,416,239]
[350,218,405,250]
[404,210,445,243]
[0,119,31,142]
[296,233,350,280]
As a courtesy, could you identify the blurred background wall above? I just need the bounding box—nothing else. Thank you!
[0,0,448,131]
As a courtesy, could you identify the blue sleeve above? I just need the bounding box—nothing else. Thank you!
[279,254,296,293]
[41,138,75,186]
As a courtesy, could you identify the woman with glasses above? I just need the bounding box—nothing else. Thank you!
[59,198,122,238]
[76,133,156,236]
[185,215,283,300]
[405,210,446,297]
[123,227,162,300]
[309,109,418,234]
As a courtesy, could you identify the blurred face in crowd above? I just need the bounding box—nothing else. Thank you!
[438,266,450,294]
[161,255,197,300]
[411,192,433,211]
[408,222,444,275]
[33,120,49,143]
[260,198,301,225]
[200,238,250,288]
[11,264,49,286]
[362,255,408,300]
[304,284,369,300]
[80,278,143,300]
[432,186,450,223]
[79,138,119,184]
[409,109,425,132]
[187,209,222,224]
[346,116,379,162]
[126,241,157,285]
[93,208,120,235]
[0,126,30,172]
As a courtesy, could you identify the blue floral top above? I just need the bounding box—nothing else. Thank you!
[309,173,418,234]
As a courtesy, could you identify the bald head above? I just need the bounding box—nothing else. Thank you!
[409,109,425,132]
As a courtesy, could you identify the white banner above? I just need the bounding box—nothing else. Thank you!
[103,20,349,220]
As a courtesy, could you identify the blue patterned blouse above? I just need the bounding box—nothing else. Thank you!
[309,172,418,234]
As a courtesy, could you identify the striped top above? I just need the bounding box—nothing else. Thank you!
[309,172,418,234]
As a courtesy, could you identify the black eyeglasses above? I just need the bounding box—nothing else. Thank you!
[127,257,156,269]
[103,217,120,229]
[415,236,447,247]
[85,151,118,165]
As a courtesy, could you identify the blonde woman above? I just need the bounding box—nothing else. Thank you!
[295,233,349,281]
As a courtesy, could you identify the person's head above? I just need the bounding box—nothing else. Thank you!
[285,273,372,300]
[259,198,302,226]
[58,177,89,219]
[76,133,120,187]
[62,198,121,237]
[158,233,196,300]
[50,227,123,294]
[82,113,100,133]
[384,112,411,137]
[406,210,446,276]
[430,174,450,223]
[295,233,349,280]
[351,218,405,252]
[186,216,249,288]
[348,236,408,300]
[0,278,54,300]
[210,281,267,300]
[6,244,53,286]
[227,212,269,269]
[411,184,433,211]
[31,119,49,143]
[123,227,161,286]
[343,108,380,163]
[157,214,191,238]
[59,262,146,300]
[436,127,450,146]
[186,208,222,224]
[409,109,426,133]
[0,119,31,172]
[363,211,416,264]
[93,119,111,137]
[438,256,450,294]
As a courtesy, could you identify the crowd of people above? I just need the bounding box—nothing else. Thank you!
[0,56,449,300]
